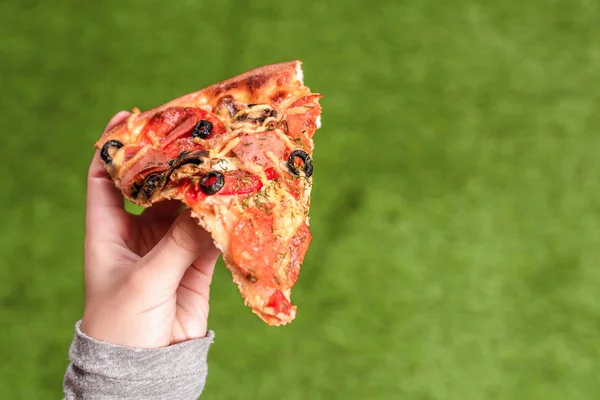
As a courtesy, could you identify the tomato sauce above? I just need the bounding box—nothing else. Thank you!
[265,290,292,316]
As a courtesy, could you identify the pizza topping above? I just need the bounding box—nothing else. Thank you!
[265,290,292,317]
[141,107,190,143]
[182,168,279,200]
[230,208,280,286]
[228,105,284,135]
[232,132,286,167]
[192,120,213,139]
[165,150,209,183]
[285,110,320,141]
[159,117,196,149]
[163,137,204,157]
[290,94,323,109]
[123,145,143,163]
[286,222,311,285]
[180,179,206,203]
[133,172,165,200]
[100,140,124,165]
[213,136,242,159]
[220,171,260,195]
[200,171,225,195]
[216,96,239,117]
[265,167,278,180]
[287,149,313,177]
[120,148,173,197]
[127,108,141,133]
[218,169,277,195]
[212,157,237,172]
[142,107,226,150]
[234,104,276,124]
[169,150,209,168]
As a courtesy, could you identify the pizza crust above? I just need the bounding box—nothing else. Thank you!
[97,61,305,148]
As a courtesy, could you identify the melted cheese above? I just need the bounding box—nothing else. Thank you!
[271,128,296,150]
[214,137,241,158]
[127,108,140,132]
[272,195,305,242]
[264,151,282,170]
[296,62,304,84]
[212,157,237,172]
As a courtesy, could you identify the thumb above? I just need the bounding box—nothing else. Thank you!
[139,209,216,288]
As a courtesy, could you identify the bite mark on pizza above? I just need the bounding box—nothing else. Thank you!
[95,61,322,326]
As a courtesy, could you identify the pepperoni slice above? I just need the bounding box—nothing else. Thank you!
[218,168,277,195]
[163,136,206,158]
[230,208,280,286]
[141,107,190,140]
[290,94,323,108]
[123,145,143,163]
[286,222,311,285]
[286,113,318,142]
[160,117,197,149]
[286,95,322,140]
[141,107,226,146]
[120,148,172,194]
[232,132,286,167]
[218,171,262,195]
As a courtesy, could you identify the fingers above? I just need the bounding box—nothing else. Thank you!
[139,210,218,287]
[192,243,220,280]
[87,151,123,210]
[179,242,220,297]
[106,110,132,132]
[85,111,131,241]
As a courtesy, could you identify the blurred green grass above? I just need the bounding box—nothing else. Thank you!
[1,0,600,398]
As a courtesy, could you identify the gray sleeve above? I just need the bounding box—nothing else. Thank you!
[63,321,214,400]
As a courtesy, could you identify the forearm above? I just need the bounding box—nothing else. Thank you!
[63,321,214,400]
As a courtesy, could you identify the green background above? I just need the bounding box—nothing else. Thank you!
[1,0,599,398]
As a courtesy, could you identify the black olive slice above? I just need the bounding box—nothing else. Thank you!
[169,151,190,167]
[130,182,142,199]
[192,120,213,139]
[287,149,313,178]
[141,173,164,199]
[169,150,209,168]
[164,150,209,183]
[100,140,124,165]
[200,171,225,195]
[133,172,165,200]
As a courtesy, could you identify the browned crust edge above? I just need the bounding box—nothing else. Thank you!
[95,60,302,147]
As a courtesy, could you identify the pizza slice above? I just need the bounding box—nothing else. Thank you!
[95,61,322,326]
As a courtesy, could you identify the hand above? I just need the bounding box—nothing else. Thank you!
[81,111,220,348]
